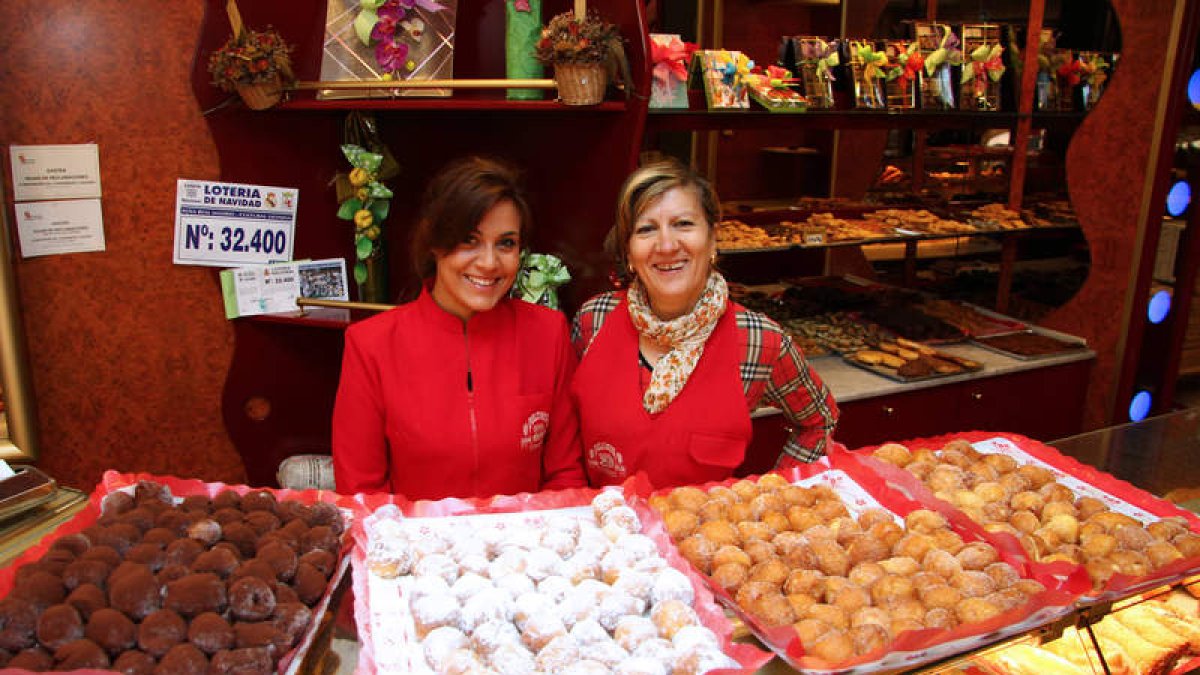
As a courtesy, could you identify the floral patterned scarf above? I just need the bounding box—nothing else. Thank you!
[627,272,729,413]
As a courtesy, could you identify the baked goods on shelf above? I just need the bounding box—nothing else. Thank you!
[864,209,976,234]
[0,479,344,673]
[974,331,1087,357]
[966,203,1030,230]
[846,338,982,381]
[362,491,743,674]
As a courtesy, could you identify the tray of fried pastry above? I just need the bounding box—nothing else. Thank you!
[843,338,983,382]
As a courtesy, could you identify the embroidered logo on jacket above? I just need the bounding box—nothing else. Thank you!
[521,411,550,453]
[586,442,627,480]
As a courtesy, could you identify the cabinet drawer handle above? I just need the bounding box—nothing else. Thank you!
[971,392,983,401]
[882,406,895,416]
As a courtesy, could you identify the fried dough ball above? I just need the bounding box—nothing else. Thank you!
[696,500,729,524]
[930,529,966,555]
[801,604,849,631]
[1085,559,1117,586]
[749,493,786,520]
[1010,491,1045,514]
[1044,513,1080,544]
[846,536,890,567]
[1040,483,1075,504]
[1075,497,1109,521]
[647,494,670,514]
[1041,499,1077,521]
[981,501,1013,524]
[1016,464,1055,489]
[711,546,751,570]
[924,607,956,630]
[676,536,717,574]
[786,507,821,533]
[786,593,818,618]
[801,525,835,542]
[737,521,774,544]
[870,576,914,607]
[951,570,996,598]
[909,572,943,593]
[952,490,985,513]
[867,521,905,550]
[891,534,935,562]
[889,599,926,625]
[747,592,796,628]
[922,550,962,579]
[983,562,1021,588]
[734,581,777,609]
[919,584,962,611]
[829,585,871,615]
[1109,550,1151,577]
[710,563,748,593]
[730,480,760,502]
[726,502,753,523]
[849,607,891,631]
[809,540,849,577]
[747,559,790,587]
[808,628,853,663]
[954,597,1002,624]
[955,542,999,571]
[829,518,862,546]
[1174,534,1200,557]
[649,600,698,640]
[663,511,699,540]
[939,449,972,469]
[1009,510,1040,535]
[966,462,999,485]
[762,511,790,535]
[1114,525,1155,550]
[878,557,920,577]
[757,473,790,490]
[1089,511,1140,533]
[812,500,849,521]
[973,481,1007,504]
[847,562,886,590]
[783,569,824,596]
[999,473,1032,497]
[778,485,815,507]
[1080,532,1117,560]
[667,487,707,513]
[697,521,739,548]
[982,453,1018,474]
[927,466,966,494]
[905,461,935,481]
[872,444,913,467]
[793,619,832,648]
[742,539,777,566]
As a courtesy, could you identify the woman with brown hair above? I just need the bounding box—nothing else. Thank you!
[571,159,837,488]
[333,156,586,498]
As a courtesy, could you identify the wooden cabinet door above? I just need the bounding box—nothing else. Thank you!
[956,360,1092,441]
[834,385,962,450]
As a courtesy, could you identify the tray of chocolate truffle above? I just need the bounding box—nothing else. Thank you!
[855,433,1200,603]
[0,470,352,673]
[352,488,773,674]
[645,464,1082,674]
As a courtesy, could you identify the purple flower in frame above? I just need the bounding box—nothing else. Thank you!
[375,38,410,73]
[370,1,406,42]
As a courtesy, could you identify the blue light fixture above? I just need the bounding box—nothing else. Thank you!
[1167,181,1191,217]
[1190,69,1200,108]
[1148,290,1172,324]
[1129,390,1152,422]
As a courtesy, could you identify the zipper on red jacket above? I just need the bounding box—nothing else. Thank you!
[464,326,480,494]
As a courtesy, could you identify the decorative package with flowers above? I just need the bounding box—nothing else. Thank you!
[692,50,753,110]
[649,34,697,109]
[1075,51,1114,110]
[959,24,1005,111]
[746,66,809,113]
[847,39,889,109]
[915,22,961,110]
[794,37,839,109]
[884,41,921,109]
[1034,30,1073,111]
[317,0,457,100]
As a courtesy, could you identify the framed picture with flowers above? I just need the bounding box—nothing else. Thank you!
[316,0,457,99]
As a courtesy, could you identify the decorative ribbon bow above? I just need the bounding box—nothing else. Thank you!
[1079,54,1108,88]
[763,64,799,89]
[962,43,1005,85]
[924,25,962,76]
[718,50,754,90]
[513,253,571,309]
[854,43,889,83]
[800,38,839,82]
[337,144,395,284]
[651,36,697,89]
[886,42,923,89]
[1057,59,1084,87]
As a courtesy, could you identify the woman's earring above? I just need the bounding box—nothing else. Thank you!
[710,251,718,265]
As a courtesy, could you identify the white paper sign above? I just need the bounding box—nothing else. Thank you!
[220,258,349,318]
[14,199,106,257]
[173,179,298,267]
[9,144,102,201]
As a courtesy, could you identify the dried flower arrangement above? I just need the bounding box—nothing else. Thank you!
[535,10,621,65]
[208,27,294,93]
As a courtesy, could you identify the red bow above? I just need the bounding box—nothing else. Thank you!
[651,36,697,88]
[898,52,924,89]
[1057,60,1082,87]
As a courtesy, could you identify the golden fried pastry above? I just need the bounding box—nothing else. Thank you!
[1040,482,1075,504]
[648,494,671,513]
[748,591,797,628]
[750,493,785,520]
[1010,491,1046,514]
[849,606,892,630]
[1085,559,1118,586]
[1088,511,1140,533]
[668,487,708,513]
[847,562,886,590]
[696,500,729,524]
[870,576,915,606]
[1091,616,1178,673]
[867,521,905,550]
[987,588,1028,612]
[954,596,1002,624]
[813,499,850,521]
[1109,549,1151,577]
[890,617,926,636]
[706,486,738,505]
[802,603,849,630]
[981,453,1018,474]
[955,542,1000,570]
[762,511,790,535]
[909,571,944,593]
[793,618,832,648]
[677,535,718,574]
[1174,533,1200,557]
[743,539,778,566]
[1009,510,1040,535]
[1017,464,1055,489]
[737,521,773,543]
[927,466,966,494]
[781,542,818,569]
[942,438,978,458]
[650,599,699,639]
[1110,604,1190,653]
[984,522,1021,537]
[779,485,815,507]
[808,627,854,663]
[711,562,748,592]
[1043,544,1083,564]
[904,510,948,535]
[712,545,752,570]
[830,517,863,546]
[873,443,913,467]
[698,520,739,548]
[1074,496,1109,521]
[726,501,753,523]
[846,535,890,567]
[830,584,872,614]
[999,472,1032,497]
[940,449,972,469]
[951,570,996,598]
[1147,516,1189,541]
[892,534,935,561]
[664,510,700,540]
[1080,532,1117,559]
[1041,500,1077,523]
[787,506,822,533]
[735,581,778,609]
[857,509,895,531]
[809,540,850,577]
[1146,541,1183,568]
[966,462,1000,485]
[905,461,936,482]
[730,479,760,502]
[982,643,1091,675]
[919,584,962,610]
[924,607,956,630]
[981,501,1013,524]
[921,549,962,579]
[878,556,921,577]
[748,559,790,586]
[801,524,835,541]
[972,481,1007,504]
[850,623,890,656]
[756,473,789,491]
[929,529,965,555]
[983,562,1021,588]
[1138,602,1200,651]
[1114,524,1155,550]
[787,593,818,617]
[1043,513,1080,544]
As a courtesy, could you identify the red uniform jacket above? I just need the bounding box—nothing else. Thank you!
[333,287,586,499]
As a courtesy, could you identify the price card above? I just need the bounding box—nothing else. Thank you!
[172,179,298,267]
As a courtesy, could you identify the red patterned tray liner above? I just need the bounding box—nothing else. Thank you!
[0,470,357,675]
[348,482,772,674]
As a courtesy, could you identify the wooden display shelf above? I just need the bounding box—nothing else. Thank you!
[278,94,629,113]
[646,109,1085,133]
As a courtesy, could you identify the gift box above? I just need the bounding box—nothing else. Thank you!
[884,40,921,109]
[649,34,695,109]
[316,0,457,100]
[746,65,809,113]
[505,0,544,100]
[692,50,752,110]
[847,39,888,109]
[959,23,1005,111]
[794,36,838,109]
[1076,51,1113,110]
[914,22,960,110]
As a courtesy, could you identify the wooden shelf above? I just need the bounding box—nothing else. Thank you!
[646,109,1085,133]
[277,94,629,113]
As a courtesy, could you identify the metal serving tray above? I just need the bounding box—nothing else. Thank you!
[0,466,58,523]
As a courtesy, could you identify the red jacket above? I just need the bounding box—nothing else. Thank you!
[333,287,586,499]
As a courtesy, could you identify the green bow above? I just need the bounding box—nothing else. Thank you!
[513,252,571,309]
[817,51,839,83]
[335,144,394,285]
[962,44,1005,84]
[924,25,963,77]
[855,43,888,82]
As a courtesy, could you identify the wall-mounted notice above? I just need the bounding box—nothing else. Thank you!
[14,199,106,257]
[173,179,298,267]
[9,144,102,201]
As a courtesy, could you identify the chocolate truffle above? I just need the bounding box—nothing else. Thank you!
[85,607,136,655]
[138,609,187,658]
[273,583,300,606]
[240,490,277,515]
[186,519,222,546]
[179,495,212,513]
[279,519,310,543]
[154,509,190,536]
[157,564,191,585]
[230,559,276,584]
[187,612,234,655]
[102,491,136,516]
[133,481,171,506]
[272,603,312,648]
[34,551,74,578]
[54,638,111,669]
[212,542,244,560]
[164,573,227,617]
[212,491,242,511]
[212,508,245,526]
[301,526,339,555]
[8,646,52,670]
[233,621,281,650]
[293,563,327,606]
[298,550,336,579]
[228,576,277,622]
[81,545,123,568]
[50,533,92,557]
[256,541,297,582]
[118,507,158,533]
[109,561,153,586]
[244,510,281,536]
[112,649,157,675]
[97,523,143,554]
[36,603,84,651]
[210,646,273,675]
[13,569,66,609]
[109,566,162,620]
[0,597,38,651]
[63,558,112,590]
[65,583,108,620]
[221,522,259,559]
[141,527,177,547]
[126,543,167,572]
[276,500,307,523]
[155,642,208,675]
[192,547,240,578]
[164,538,204,567]
[305,502,344,533]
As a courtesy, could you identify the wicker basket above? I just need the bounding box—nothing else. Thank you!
[554,63,607,106]
[237,76,284,110]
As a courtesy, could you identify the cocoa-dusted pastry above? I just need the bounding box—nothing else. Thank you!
[188,612,235,655]
[13,569,66,609]
[300,525,339,555]
[280,517,310,540]
[54,638,110,669]
[0,597,37,652]
[125,543,167,572]
[36,603,83,650]
[228,577,276,621]
[185,519,222,546]
[85,607,136,655]
[221,522,261,560]
[153,509,190,536]
[304,501,344,533]
[233,621,281,650]
[192,547,240,578]
[164,573,227,618]
[62,558,111,591]
[257,530,300,554]
[64,583,108,621]
[140,528,177,548]
[230,558,276,584]
[109,561,152,586]
[240,490,277,514]
[243,510,280,537]
[273,582,301,606]
[118,508,158,533]
[97,523,144,554]
[102,491,136,516]
[212,507,245,527]
[154,642,208,675]
[209,646,274,674]
[212,490,242,511]
[298,550,335,579]
[109,566,162,620]
[112,649,157,674]
[271,602,312,648]
[256,541,298,582]
[136,609,186,658]
[156,564,191,585]
[293,562,327,606]
[8,646,53,670]
[50,533,92,558]
[81,544,123,568]
[132,481,171,506]
[179,495,212,513]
